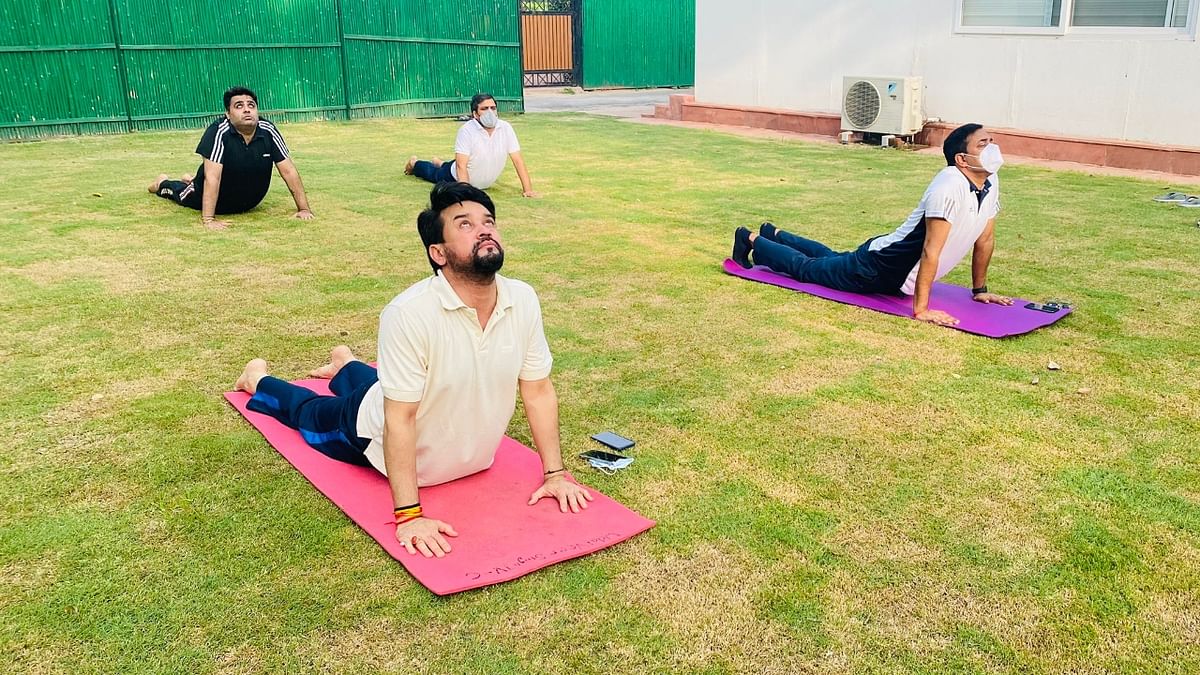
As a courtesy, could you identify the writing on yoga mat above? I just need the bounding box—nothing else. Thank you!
[464,531,624,581]
[722,258,1072,338]
[226,381,655,595]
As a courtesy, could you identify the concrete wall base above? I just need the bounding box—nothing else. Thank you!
[649,95,1200,177]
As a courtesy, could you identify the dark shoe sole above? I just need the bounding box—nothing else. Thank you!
[732,227,752,269]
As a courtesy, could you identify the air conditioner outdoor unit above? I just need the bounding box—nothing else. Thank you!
[841,76,924,136]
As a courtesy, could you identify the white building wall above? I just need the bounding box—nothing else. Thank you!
[695,0,1200,148]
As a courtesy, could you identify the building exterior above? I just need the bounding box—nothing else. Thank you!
[659,0,1200,173]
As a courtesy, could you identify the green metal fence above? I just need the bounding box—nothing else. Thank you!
[580,0,694,90]
[342,0,522,120]
[0,0,522,140]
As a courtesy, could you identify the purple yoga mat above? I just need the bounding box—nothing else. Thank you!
[722,258,1071,338]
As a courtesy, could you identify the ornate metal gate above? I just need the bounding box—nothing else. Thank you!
[520,0,581,87]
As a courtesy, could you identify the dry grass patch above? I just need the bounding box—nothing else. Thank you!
[832,523,944,567]
[8,257,164,295]
[43,375,179,427]
[616,545,834,673]
[712,451,823,508]
[213,643,267,674]
[822,567,1048,670]
[1147,590,1200,647]
[0,554,61,596]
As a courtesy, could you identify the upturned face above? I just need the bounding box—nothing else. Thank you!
[955,128,996,174]
[226,95,259,131]
[429,200,504,279]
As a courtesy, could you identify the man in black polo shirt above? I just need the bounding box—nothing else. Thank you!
[148,86,314,230]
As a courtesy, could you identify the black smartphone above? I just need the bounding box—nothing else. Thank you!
[591,431,635,451]
[579,449,628,463]
[1024,302,1061,313]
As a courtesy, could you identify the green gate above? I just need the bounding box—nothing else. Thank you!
[579,0,694,90]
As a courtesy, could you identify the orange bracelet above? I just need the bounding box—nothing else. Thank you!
[394,504,423,523]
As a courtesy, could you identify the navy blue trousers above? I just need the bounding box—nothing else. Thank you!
[246,361,378,467]
[155,179,201,210]
[753,228,894,294]
[412,159,455,184]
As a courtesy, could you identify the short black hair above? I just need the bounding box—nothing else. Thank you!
[223,86,258,110]
[470,92,496,113]
[943,123,983,166]
[416,182,497,272]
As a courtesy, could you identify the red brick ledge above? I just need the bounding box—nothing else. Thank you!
[649,95,1200,177]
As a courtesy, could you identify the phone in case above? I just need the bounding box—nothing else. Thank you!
[590,431,635,451]
[1024,302,1061,313]
[579,449,629,463]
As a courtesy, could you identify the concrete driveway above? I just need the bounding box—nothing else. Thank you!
[523,87,692,119]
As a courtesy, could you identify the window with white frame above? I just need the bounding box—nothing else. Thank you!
[958,0,1194,32]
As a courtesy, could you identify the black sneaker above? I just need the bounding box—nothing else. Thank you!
[759,222,778,241]
[732,227,753,269]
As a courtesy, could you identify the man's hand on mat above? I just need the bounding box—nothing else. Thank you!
[915,309,960,326]
[396,517,458,558]
[528,476,593,513]
[971,292,1012,306]
[293,209,315,220]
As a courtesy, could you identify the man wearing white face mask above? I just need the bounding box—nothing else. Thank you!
[731,123,1013,326]
[405,92,539,197]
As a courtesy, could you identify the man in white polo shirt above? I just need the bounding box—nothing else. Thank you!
[730,123,1014,326]
[234,182,587,558]
[404,92,539,197]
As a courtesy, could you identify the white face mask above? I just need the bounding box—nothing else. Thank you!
[965,143,1004,174]
[587,456,634,475]
[478,110,498,129]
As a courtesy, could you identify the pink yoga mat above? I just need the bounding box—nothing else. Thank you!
[723,259,1071,338]
[225,379,654,595]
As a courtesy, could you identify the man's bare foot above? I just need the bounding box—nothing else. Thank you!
[181,173,194,183]
[235,358,269,395]
[147,173,169,193]
[404,156,417,175]
[309,345,358,378]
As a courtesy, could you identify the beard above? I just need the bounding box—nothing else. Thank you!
[444,238,504,282]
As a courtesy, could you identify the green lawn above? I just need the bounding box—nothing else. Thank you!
[2,114,1198,673]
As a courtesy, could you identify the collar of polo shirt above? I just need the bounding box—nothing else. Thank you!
[963,172,992,207]
[431,270,514,315]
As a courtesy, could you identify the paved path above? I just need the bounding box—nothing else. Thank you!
[523,87,691,119]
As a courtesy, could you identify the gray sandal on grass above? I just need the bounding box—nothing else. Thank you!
[1179,196,1200,208]
[1153,191,1191,202]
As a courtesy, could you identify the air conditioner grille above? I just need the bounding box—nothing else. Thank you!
[844,80,881,129]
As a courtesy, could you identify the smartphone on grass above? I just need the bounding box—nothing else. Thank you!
[579,449,629,463]
[591,431,635,451]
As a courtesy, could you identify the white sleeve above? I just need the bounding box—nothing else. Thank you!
[923,184,957,222]
[377,304,427,402]
[453,123,474,156]
[505,123,521,154]
[519,292,552,381]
